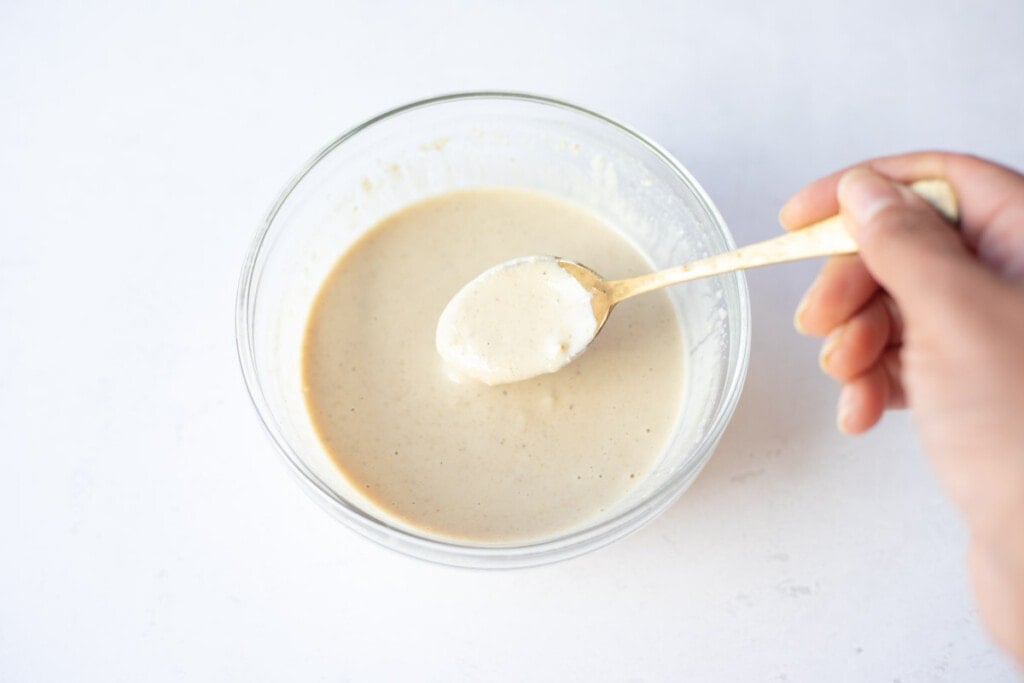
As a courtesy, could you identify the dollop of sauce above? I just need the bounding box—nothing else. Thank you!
[436,256,597,385]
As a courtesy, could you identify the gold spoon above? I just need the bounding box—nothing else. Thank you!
[436,179,958,385]
[559,179,958,337]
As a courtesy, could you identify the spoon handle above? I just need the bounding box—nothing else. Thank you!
[606,179,958,303]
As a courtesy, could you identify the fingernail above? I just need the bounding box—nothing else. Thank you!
[837,385,856,435]
[794,274,822,334]
[794,291,812,334]
[819,327,844,372]
[837,168,903,227]
[778,202,794,230]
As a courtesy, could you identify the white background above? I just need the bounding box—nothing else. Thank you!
[3,1,1022,680]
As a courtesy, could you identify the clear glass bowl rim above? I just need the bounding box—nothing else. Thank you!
[235,91,752,568]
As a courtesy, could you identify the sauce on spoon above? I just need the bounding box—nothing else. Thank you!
[435,256,596,385]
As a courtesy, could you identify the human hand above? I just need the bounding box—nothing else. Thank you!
[780,151,1024,666]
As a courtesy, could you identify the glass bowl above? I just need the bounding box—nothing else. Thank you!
[236,92,750,568]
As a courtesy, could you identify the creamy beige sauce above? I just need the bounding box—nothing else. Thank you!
[436,256,597,385]
[303,188,684,543]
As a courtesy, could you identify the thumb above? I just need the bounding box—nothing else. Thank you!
[838,167,981,312]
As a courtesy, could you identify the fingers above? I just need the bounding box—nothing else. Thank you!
[819,294,900,382]
[781,151,1024,277]
[837,167,980,314]
[778,152,960,231]
[779,176,841,232]
[854,152,1024,249]
[836,348,905,435]
[836,368,886,435]
[822,167,977,434]
[794,255,877,336]
[783,151,1024,436]
[804,288,906,435]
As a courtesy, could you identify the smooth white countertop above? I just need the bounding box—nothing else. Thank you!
[3,1,1022,680]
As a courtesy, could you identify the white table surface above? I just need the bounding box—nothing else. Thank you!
[3,1,1022,680]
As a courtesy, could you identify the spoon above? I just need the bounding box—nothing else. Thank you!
[436,179,958,385]
[562,178,958,337]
